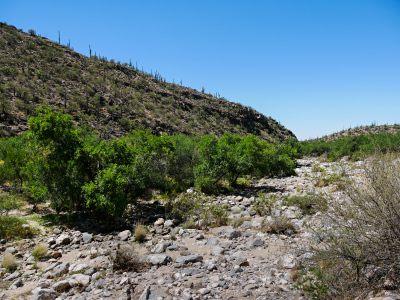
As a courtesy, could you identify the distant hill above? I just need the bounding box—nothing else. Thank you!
[0,23,296,141]
[310,124,400,142]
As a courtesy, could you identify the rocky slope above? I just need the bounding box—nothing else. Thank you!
[0,23,295,142]
[310,124,400,142]
[3,158,400,300]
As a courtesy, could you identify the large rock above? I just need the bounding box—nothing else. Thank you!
[53,262,70,277]
[248,238,264,248]
[32,287,57,300]
[151,241,171,254]
[175,255,203,265]
[55,234,70,245]
[71,274,91,287]
[118,230,131,241]
[139,285,171,300]
[142,254,172,266]
[52,280,70,291]
[164,220,174,228]
[154,218,165,226]
[225,229,242,240]
[211,246,225,256]
[69,263,89,273]
[81,233,93,244]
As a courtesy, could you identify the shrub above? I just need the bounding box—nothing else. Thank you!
[0,215,35,240]
[283,194,327,215]
[1,252,18,271]
[229,216,251,228]
[300,153,400,299]
[31,243,48,260]
[253,193,276,216]
[112,245,149,272]
[263,216,295,235]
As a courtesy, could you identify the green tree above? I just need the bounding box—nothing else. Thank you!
[27,107,84,212]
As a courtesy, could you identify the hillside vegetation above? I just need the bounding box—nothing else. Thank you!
[0,22,295,141]
[300,129,400,161]
[310,124,400,142]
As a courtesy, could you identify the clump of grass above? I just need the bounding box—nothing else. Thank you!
[134,223,147,243]
[112,245,149,272]
[0,215,36,240]
[263,216,295,235]
[229,216,251,228]
[1,252,18,271]
[181,218,197,229]
[283,194,327,215]
[31,243,48,260]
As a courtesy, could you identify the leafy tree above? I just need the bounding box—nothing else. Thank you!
[82,130,174,217]
[0,134,31,188]
[26,107,84,212]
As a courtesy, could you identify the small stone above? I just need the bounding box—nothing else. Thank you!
[281,254,296,269]
[53,228,61,234]
[154,218,165,226]
[69,263,88,273]
[231,206,242,214]
[52,280,70,291]
[10,278,23,288]
[118,230,131,241]
[211,246,225,256]
[195,234,204,240]
[84,267,97,276]
[248,238,264,249]
[53,262,70,277]
[206,238,219,246]
[32,287,57,300]
[164,220,174,228]
[233,265,243,272]
[198,288,211,295]
[151,241,171,254]
[142,254,172,265]
[82,233,93,244]
[51,251,62,259]
[55,234,70,245]
[5,247,17,254]
[225,229,242,240]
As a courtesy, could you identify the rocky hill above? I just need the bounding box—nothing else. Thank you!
[310,124,400,142]
[0,23,295,141]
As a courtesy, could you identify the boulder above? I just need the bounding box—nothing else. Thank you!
[55,234,70,245]
[81,233,93,244]
[175,255,203,264]
[142,254,172,266]
[32,287,57,300]
[248,238,264,248]
[118,230,131,241]
[225,229,242,240]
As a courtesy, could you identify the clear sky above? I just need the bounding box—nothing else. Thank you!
[1,0,400,140]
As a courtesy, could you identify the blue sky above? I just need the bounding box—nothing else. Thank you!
[1,0,400,140]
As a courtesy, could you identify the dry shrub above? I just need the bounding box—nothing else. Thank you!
[134,223,147,243]
[263,216,295,235]
[32,243,48,260]
[1,252,18,271]
[112,245,149,272]
[301,153,400,299]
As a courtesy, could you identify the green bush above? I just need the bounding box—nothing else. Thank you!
[283,194,327,215]
[0,215,35,240]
